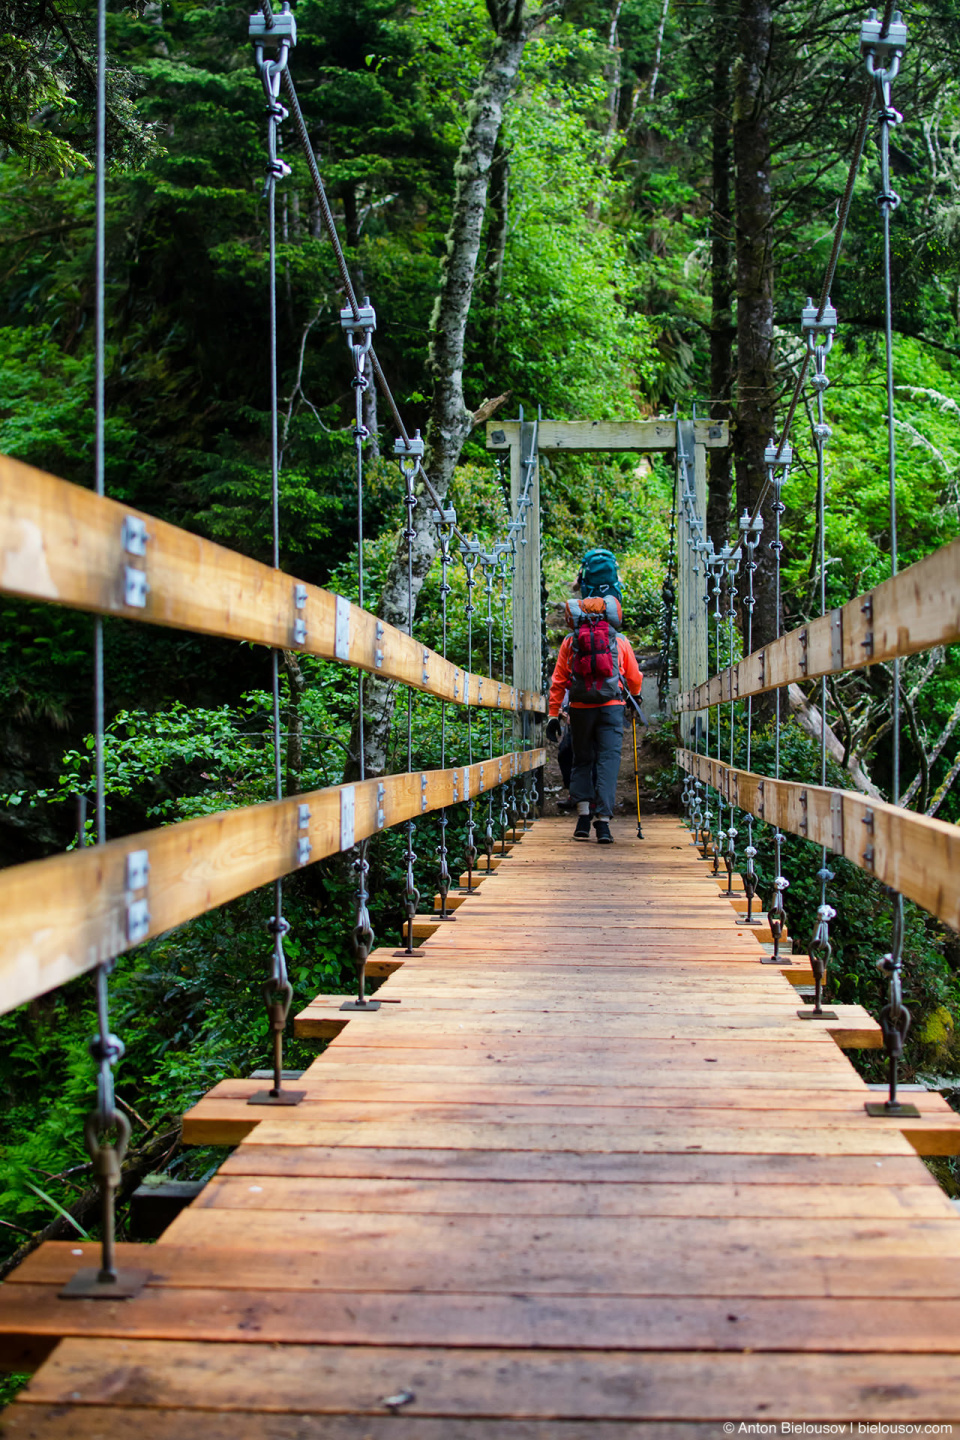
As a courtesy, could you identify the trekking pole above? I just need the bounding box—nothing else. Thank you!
[622,687,645,839]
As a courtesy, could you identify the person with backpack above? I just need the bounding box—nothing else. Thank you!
[545,549,642,844]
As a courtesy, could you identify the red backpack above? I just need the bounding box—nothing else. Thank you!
[564,596,622,703]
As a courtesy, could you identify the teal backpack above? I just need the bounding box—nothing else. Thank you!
[578,548,622,603]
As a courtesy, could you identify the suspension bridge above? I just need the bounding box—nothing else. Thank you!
[2,0,960,1431]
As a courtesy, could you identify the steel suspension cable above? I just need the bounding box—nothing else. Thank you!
[864,14,915,1116]
[61,0,148,1301]
[803,305,839,1018]
[246,11,307,1093]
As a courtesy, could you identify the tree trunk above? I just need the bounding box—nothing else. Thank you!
[733,0,777,649]
[346,13,544,780]
[787,685,881,799]
[481,135,510,365]
[707,0,735,553]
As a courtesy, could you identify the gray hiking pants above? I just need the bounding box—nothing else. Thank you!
[568,704,625,818]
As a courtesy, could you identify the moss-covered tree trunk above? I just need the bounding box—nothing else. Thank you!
[733,0,778,649]
[708,0,735,554]
[345,3,561,780]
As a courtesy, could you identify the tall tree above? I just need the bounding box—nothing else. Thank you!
[707,0,735,553]
[347,0,564,778]
[732,0,777,647]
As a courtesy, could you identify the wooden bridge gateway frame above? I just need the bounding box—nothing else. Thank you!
[486,416,725,734]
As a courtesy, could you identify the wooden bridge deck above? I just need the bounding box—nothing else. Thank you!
[4,814,960,1435]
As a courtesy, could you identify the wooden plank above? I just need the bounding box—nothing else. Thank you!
[488,419,729,452]
[0,748,544,1012]
[193,1174,956,1220]
[213,1147,935,1186]
[678,537,960,710]
[18,1338,960,1418]
[677,750,960,932]
[192,1079,953,1118]
[181,1093,958,1153]
[0,1411,726,1440]
[5,1284,960,1359]
[0,454,544,714]
[16,1223,960,1300]
[211,1105,915,1152]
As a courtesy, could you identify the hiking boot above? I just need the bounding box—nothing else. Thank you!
[573,814,592,841]
[594,818,614,844]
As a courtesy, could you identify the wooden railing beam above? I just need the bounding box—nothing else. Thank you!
[0,455,544,714]
[677,749,960,934]
[677,538,960,712]
[0,749,545,1015]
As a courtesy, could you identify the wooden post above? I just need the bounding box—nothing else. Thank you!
[510,420,542,748]
[676,423,709,748]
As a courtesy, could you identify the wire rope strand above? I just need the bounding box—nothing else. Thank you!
[864,15,911,1106]
[93,0,107,848]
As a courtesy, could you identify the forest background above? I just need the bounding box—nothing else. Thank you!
[1,0,960,1276]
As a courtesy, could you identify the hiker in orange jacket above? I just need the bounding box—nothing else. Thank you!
[546,611,642,845]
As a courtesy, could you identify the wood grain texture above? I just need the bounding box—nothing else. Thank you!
[18,1338,960,1419]
[0,748,544,1012]
[0,454,544,713]
[678,536,960,708]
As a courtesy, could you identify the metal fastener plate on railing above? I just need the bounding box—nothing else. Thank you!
[340,785,355,850]
[334,594,351,661]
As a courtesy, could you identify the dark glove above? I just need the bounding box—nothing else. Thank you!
[546,716,562,743]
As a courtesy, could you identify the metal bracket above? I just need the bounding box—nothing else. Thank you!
[862,807,875,870]
[757,780,765,820]
[340,785,356,850]
[334,594,351,662]
[123,567,148,609]
[801,296,838,340]
[429,506,457,525]
[376,782,385,830]
[293,583,308,645]
[830,792,844,855]
[297,803,311,867]
[861,595,874,659]
[375,621,384,669]
[860,9,907,63]
[249,7,297,45]
[339,301,376,335]
[798,628,808,675]
[764,440,793,470]
[798,789,808,836]
[479,768,485,793]
[830,608,844,670]
[421,773,428,813]
[422,649,430,686]
[758,650,765,688]
[122,517,148,556]
[463,768,470,801]
[453,668,460,700]
[125,849,150,944]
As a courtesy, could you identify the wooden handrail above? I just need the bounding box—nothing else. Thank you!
[0,455,545,713]
[677,538,960,712]
[0,748,545,1015]
[677,748,960,934]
